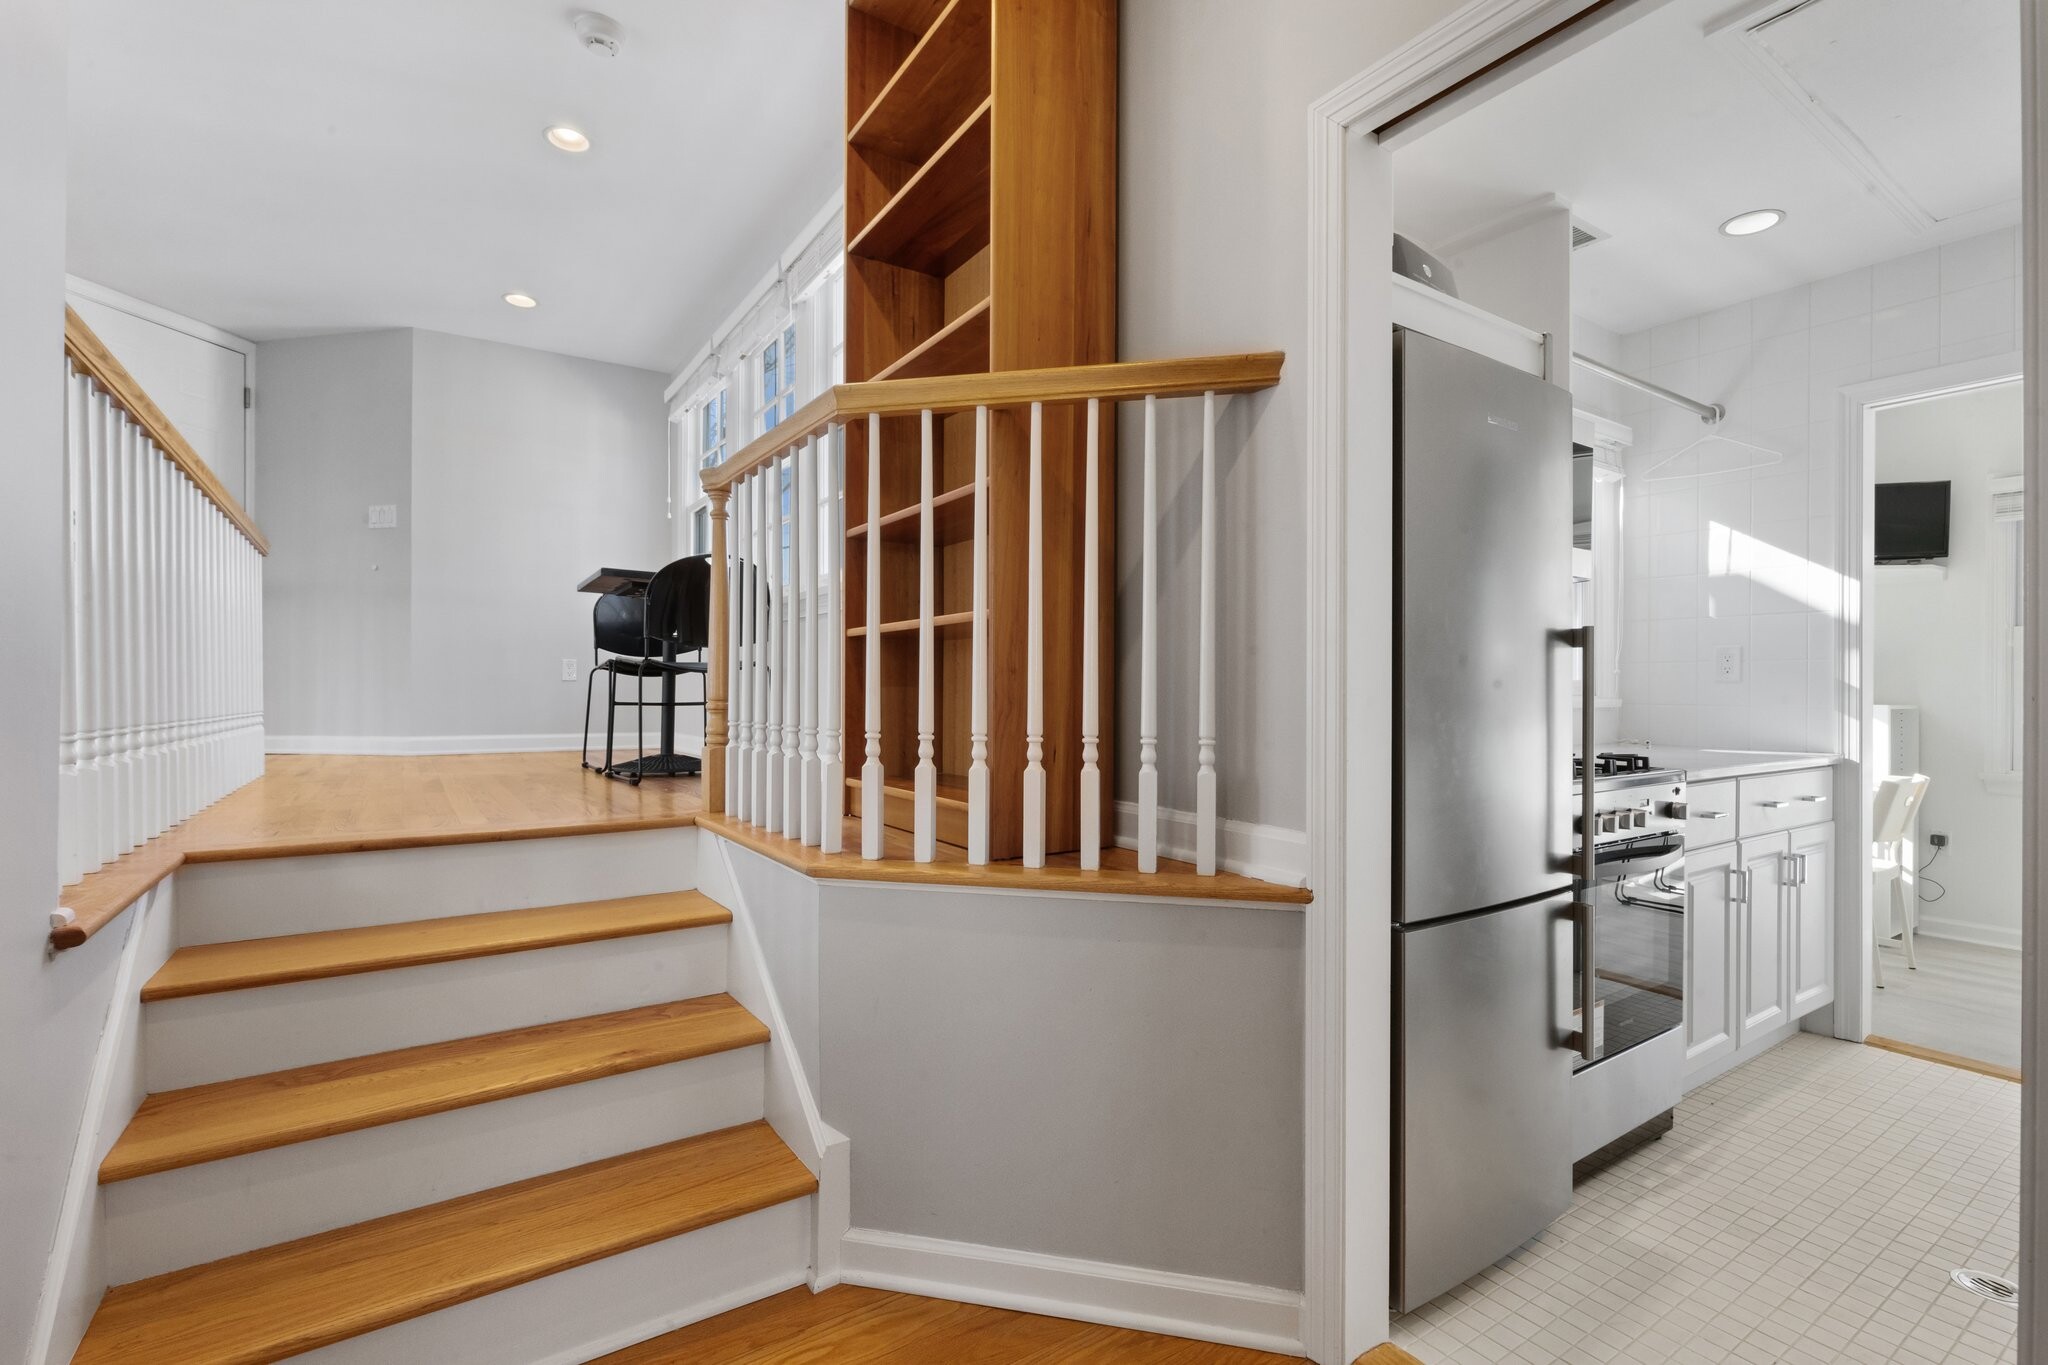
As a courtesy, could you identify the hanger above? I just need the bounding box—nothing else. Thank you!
[1637,428,1786,483]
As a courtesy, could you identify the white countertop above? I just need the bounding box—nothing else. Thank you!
[1638,747,1839,782]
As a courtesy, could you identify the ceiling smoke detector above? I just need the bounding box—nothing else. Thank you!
[574,12,623,57]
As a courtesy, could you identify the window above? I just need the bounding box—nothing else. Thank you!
[755,324,797,435]
[699,387,729,470]
[1987,475,2023,791]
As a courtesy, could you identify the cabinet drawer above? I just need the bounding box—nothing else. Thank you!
[1737,767,1834,838]
[1684,780,1737,847]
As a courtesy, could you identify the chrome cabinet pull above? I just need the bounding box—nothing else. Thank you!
[1798,794,1827,804]
[1732,868,1749,905]
[1759,800,1790,809]
[1696,810,1729,821]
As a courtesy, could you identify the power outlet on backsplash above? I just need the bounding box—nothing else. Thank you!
[1714,646,1743,683]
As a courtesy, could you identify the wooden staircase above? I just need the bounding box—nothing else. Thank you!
[73,869,819,1364]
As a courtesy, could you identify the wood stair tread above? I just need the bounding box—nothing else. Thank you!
[73,1120,816,1365]
[142,890,731,1001]
[101,994,768,1183]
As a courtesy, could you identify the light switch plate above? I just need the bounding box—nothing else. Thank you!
[1715,645,1743,682]
[366,504,399,530]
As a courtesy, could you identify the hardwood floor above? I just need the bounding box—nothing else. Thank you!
[57,752,701,947]
[1870,933,2022,1072]
[589,1285,1308,1363]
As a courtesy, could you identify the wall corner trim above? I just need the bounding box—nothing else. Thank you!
[837,1227,1304,1357]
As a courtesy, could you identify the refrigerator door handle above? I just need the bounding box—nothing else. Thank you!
[1568,898,1595,1061]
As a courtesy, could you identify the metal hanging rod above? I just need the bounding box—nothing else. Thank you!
[1570,352,1724,424]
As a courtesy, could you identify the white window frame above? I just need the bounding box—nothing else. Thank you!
[1987,474,2024,792]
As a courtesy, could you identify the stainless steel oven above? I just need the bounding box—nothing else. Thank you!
[1569,755,1686,1169]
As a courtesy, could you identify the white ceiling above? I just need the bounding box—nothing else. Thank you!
[66,0,843,373]
[1392,0,2020,336]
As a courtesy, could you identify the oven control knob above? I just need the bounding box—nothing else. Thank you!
[1631,809,1648,829]
[1661,801,1688,820]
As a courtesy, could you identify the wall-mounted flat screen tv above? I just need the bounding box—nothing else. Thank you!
[1875,480,1951,563]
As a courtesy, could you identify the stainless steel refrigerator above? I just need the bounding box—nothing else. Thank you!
[1391,327,1579,1312]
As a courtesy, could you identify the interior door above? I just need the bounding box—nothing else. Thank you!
[1683,842,1738,1070]
[1739,834,1790,1039]
[1393,894,1573,1311]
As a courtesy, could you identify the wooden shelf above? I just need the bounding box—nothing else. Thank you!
[850,481,978,543]
[847,610,973,638]
[849,0,991,164]
[847,98,991,275]
[872,296,991,381]
[850,0,949,35]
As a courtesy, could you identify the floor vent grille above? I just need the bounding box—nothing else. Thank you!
[1950,1269,2019,1305]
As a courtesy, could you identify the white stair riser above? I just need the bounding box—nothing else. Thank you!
[173,827,699,944]
[105,1048,767,1282]
[290,1198,813,1365]
[145,924,729,1090]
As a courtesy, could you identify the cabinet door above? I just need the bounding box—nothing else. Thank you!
[1739,834,1790,1038]
[1683,842,1739,1069]
[1789,822,1836,1015]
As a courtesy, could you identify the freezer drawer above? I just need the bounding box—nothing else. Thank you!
[1394,894,1575,1312]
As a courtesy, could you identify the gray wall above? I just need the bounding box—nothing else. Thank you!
[260,331,415,738]
[257,328,669,744]
[409,331,672,738]
[820,886,1306,1289]
[1,7,131,1360]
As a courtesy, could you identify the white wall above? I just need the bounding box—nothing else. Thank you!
[258,329,669,748]
[1119,0,1472,838]
[1,7,135,1362]
[819,886,1306,1291]
[1614,225,2023,752]
[1871,382,2024,946]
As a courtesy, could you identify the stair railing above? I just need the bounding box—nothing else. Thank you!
[699,353,1282,875]
[58,308,267,889]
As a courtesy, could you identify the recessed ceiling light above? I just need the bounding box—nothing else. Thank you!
[504,292,538,309]
[545,125,590,153]
[1720,208,1786,237]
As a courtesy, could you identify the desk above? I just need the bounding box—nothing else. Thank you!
[576,567,701,778]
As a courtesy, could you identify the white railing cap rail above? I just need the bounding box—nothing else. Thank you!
[699,352,1285,496]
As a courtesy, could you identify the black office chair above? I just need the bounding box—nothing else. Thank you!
[580,556,712,782]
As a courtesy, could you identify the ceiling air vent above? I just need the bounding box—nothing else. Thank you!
[1571,218,1610,250]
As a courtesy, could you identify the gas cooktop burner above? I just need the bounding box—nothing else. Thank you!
[1575,751,1657,782]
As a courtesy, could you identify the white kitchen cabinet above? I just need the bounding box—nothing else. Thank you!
[1789,822,1836,1015]
[1683,842,1740,1070]
[1739,833,1791,1039]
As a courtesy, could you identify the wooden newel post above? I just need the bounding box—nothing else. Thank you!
[706,486,730,814]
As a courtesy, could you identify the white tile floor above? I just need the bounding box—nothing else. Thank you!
[1392,1035,2020,1364]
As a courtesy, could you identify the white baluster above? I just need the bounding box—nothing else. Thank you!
[91,394,115,868]
[58,368,84,884]
[862,412,884,860]
[1138,395,1160,873]
[1023,401,1046,869]
[1080,397,1102,871]
[726,476,744,814]
[763,459,784,834]
[1196,391,1219,874]
[913,408,937,863]
[118,419,140,851]
[730,473,749,816]
[820,424,844,854]
[798,436,820,845]
[967,405,991,865]
[751,471,771,827]
[781,447,802,836]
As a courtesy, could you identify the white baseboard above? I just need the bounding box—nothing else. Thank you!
[266,733,704,758]
[838,1227,1303,1356]
[1912,916,2022,953]
[1112,801,1309,888]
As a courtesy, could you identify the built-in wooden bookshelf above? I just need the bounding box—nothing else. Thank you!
[842,0,1117,860]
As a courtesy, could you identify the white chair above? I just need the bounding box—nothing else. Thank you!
[1871,774,1930,989]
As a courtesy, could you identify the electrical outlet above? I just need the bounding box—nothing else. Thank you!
[1928,832,1949,848]
[561,658,577,682]
[1714,646,1743,682]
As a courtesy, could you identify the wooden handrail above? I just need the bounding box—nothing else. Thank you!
[700,351,1285,494]
[63,306,269,555]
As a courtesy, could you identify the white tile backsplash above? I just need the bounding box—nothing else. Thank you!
[1608,224,2019,752]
